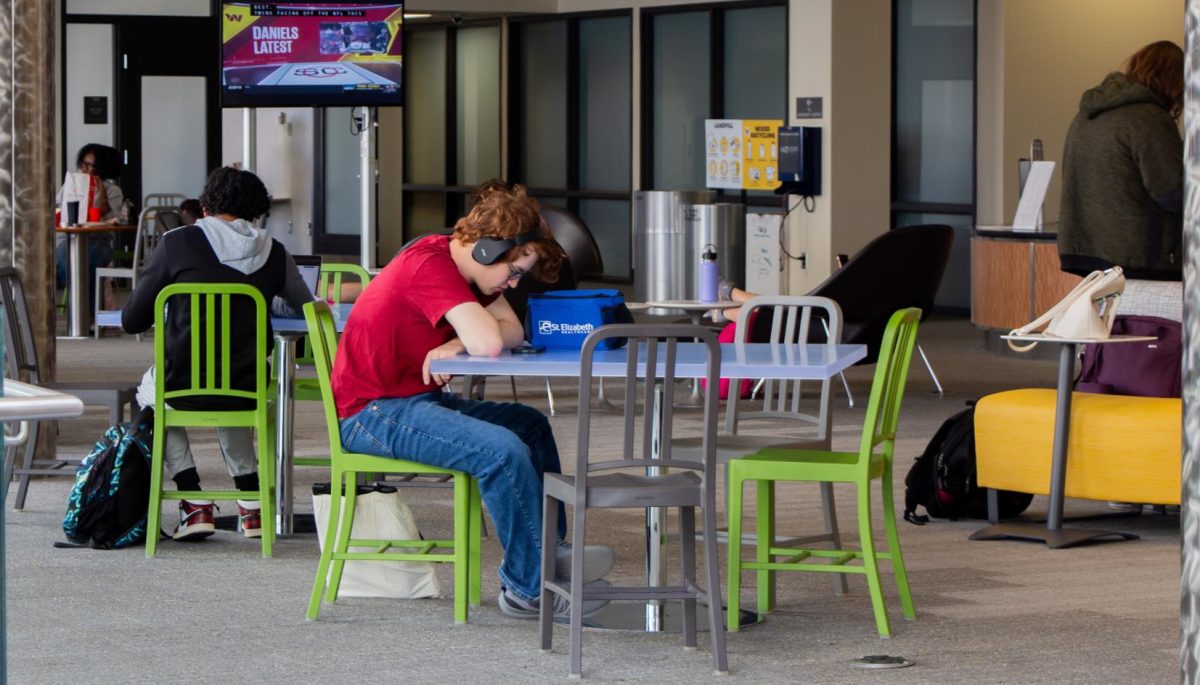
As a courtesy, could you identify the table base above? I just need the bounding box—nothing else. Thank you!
[574,601,761,632]
[969,522,1138,549]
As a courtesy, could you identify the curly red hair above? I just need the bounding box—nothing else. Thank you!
[453,180,563,282]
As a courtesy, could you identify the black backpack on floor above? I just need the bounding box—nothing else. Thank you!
[903,404,1033,524]
[58,407,154,549]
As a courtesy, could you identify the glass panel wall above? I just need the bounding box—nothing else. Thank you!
[517,21,568,189]
[510,12,632,279]
[579,16,631,192]
[643,4,787,202]
[401,22,502,242]
[892,0,976,311]
[404,30,446,185]
[456,26,502,185]
[650,11,710,192]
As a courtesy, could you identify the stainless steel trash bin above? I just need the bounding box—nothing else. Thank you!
[682,203,744,303]
[634,190,713,313]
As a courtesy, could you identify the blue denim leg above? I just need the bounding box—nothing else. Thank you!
[339,391,563,602]
[53,241,67,289]
[53,240,112,291]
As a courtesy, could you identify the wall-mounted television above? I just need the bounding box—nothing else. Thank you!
[220,1,404,108]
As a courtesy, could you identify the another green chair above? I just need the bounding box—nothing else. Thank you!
[302,301,483,623]
[726,307,922,637]
[145,283,275,558]
[293,262,370,466]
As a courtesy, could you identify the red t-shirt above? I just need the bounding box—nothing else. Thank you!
[331,234,499,417]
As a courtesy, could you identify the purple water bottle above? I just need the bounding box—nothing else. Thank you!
[699,243,719,303]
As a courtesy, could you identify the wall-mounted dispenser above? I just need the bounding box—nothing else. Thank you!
[776,126,822,196]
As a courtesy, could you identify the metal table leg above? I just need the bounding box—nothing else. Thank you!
[275,333,297,536]
[64,234,90,338]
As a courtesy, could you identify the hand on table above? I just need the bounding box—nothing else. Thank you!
[423,338,467,386]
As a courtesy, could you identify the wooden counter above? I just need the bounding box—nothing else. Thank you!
[971,229,1082,331]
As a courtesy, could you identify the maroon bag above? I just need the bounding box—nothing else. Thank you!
[1075,315,1181,398]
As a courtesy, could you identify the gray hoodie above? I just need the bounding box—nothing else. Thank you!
[194,215,312,317]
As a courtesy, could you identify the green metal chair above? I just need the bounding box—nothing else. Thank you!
[302,301,483,623]
[293,262,370,466]
[145,283,275,558]
[726,307,922,637]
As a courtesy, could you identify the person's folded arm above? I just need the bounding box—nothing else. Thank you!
[270,253,317,318]
[444,302,506,357]
[485,294,526,348]
[121,239,170,334]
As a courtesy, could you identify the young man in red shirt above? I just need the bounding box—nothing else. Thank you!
[331,182,613,618]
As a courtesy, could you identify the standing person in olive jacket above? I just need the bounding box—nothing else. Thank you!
[1058,40,1183,281]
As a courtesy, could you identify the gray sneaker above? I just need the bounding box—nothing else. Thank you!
[498,580,612,620]
[554,543,615,584]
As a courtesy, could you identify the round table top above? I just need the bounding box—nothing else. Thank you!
[641,299,742,311]
[55,223,136,234]
[1001,333,1157,345]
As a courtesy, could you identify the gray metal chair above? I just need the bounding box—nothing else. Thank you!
[94,202,181,338]
[671,295,848,597]
[0,267,137,509]
[540,324,727,677]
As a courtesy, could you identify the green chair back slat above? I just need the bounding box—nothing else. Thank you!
[316,262,371,303]
[726,307,922,638]
[301,300,482,623]
[147,282,275,558]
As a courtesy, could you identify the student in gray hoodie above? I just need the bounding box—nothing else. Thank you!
[123,167,314,542]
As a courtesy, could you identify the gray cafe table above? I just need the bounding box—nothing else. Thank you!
[970,332,1155,548]
[431,337,866,632]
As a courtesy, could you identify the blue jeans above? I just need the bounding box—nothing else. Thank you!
[55,238,112,291]
[339,391,566,601]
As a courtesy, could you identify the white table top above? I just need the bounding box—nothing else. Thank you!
[644,299,742,311]
[1001,333,1156,345]
[430,343,866,380]
[0,379,85,421]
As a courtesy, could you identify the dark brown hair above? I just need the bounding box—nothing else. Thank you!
[453,179,563,282]
[1125,40,1184,118]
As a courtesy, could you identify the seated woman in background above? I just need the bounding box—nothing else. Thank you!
[54,143,125,290]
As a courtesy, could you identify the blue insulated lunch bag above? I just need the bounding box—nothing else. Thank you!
[526,289,633,350]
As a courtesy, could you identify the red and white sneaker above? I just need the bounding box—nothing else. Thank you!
[173,500,216,541]
[237,500,262,539]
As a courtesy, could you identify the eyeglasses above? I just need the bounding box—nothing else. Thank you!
[505,262,528,282]
[79,159,96,171]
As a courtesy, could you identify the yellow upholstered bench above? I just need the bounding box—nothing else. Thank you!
[975,389,1180,506]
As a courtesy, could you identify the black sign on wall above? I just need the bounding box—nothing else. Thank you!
[795,97,823,120]
[83,96,107,124]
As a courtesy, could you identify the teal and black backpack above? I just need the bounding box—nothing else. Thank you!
[60,407,154,549]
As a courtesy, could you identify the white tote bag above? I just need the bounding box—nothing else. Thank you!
[312,488,443,599]
[1007,267,1125,351]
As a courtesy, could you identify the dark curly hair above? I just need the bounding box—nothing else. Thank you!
[75,143,122,180]
[198,167,271,221]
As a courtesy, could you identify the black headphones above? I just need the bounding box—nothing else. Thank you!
[471,230,538,265]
